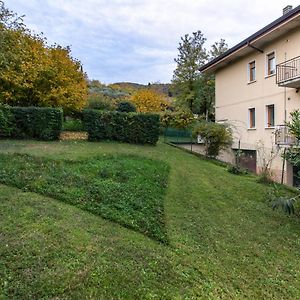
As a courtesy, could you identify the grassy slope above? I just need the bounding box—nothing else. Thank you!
[1,140,300,299]
[0,153,169,242]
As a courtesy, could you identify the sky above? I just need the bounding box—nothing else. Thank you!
[5,0,300,84]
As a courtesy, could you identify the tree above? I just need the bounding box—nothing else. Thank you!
[172,31,208,111]
[0,2,87,113]
[209,38,228,60]
[131,89,168,113]
[194,39,228,119]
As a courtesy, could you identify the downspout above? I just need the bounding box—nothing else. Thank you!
[281,52,288,184]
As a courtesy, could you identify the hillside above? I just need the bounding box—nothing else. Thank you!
[1,140,300,299]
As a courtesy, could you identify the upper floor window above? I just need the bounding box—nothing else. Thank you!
[248,107,256,129]
[266,104,275,128]
[266,52,276,76]
[248,61,256,82]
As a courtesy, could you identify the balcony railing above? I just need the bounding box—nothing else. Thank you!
[275,125,296,146]
[276,56,300,88]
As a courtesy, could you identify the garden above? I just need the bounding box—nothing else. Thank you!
[2,2,300,299]
[1,139,300,299]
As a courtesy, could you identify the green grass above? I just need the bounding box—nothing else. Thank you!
[0,153,169,243]
[1,139,300,299]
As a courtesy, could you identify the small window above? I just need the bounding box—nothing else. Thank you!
[267,52,276,76]
[248,61,256,82]
[248,108,256,128]
[266,104,275,128]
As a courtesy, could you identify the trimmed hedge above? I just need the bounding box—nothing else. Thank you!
[0,106,63,141]
[83,110,160,145]
[116,101,137,113]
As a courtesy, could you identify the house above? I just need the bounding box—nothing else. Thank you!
[200,5,300,186]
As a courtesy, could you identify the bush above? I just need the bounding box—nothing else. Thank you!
[63,118,84,131]
[227,165,248,175]
[0,104,14,137]
[116,101,136,113]
[0,106,63,140]
[87,94,115,111]
[83,110,159,145]
[193,121,232,157]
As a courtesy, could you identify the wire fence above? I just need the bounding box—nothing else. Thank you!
[163,127,197,145]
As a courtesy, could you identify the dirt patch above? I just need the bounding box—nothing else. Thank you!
[60,131,88,141]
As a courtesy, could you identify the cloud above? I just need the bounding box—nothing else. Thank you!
[6,0,300,83]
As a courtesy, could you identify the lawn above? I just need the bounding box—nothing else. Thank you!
[1,139,300,299]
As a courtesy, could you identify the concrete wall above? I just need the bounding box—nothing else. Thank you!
[215,28,300,185]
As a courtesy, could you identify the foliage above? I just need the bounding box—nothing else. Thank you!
[0,106,62,140]
[286,110,300,141]
[193,73,215,119]
[227,164,247,175]
[284,110,300,169]
[284,147,300,167]
[160,110,194,129]
[268,184,300,215]
[63,118,84,132]
[193,121,232,157]
[172,31,208,111]
[116,101,136,113]
[87,93,115,111]
[209,38,228,59]
[0,152,169,242]
[172,32,228,116]
[0,103,13,136]
[0,2,87,113]
[131,89,168,113]
[83,110,160,144]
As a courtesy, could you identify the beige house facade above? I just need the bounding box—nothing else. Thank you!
[200,5,300,186]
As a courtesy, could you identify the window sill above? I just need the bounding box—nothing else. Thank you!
[247,80,256,85]
[265,126,275,129]
[247,127,256,130]
[265,73,276,79]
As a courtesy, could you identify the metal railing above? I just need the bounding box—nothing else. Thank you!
[276,56,300,85]
[274,125,296,146]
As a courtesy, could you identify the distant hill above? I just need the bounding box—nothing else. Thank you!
[111,82,173,97]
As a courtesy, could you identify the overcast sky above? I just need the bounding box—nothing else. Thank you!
[5,0,300,84]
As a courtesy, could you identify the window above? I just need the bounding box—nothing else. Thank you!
[248,108,256,128]
[266,104,275,128]
[266,52,276,76]
[248,61,256,82]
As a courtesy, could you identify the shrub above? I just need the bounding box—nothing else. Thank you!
[0,106,63,140]
[193,121,232,157]
[116,101,136,113]
[0,104,14,137]
[87,94,115,111]
[63,118,84,132]
[83,110,159,145]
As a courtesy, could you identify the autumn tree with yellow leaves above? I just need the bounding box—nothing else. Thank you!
[0,1,87,113]
[130,89,168,113]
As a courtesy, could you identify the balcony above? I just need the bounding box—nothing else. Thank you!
[276,56,300,88]
[275,125,296,146]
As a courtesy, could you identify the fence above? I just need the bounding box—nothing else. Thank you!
[163,127,197,146]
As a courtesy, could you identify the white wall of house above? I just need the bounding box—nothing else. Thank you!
[215,28,300,185]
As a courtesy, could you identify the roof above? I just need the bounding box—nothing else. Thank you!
[200,5,300,73]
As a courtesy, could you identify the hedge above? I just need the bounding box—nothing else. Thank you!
[83,110,160,145]
[0,106,63,141]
